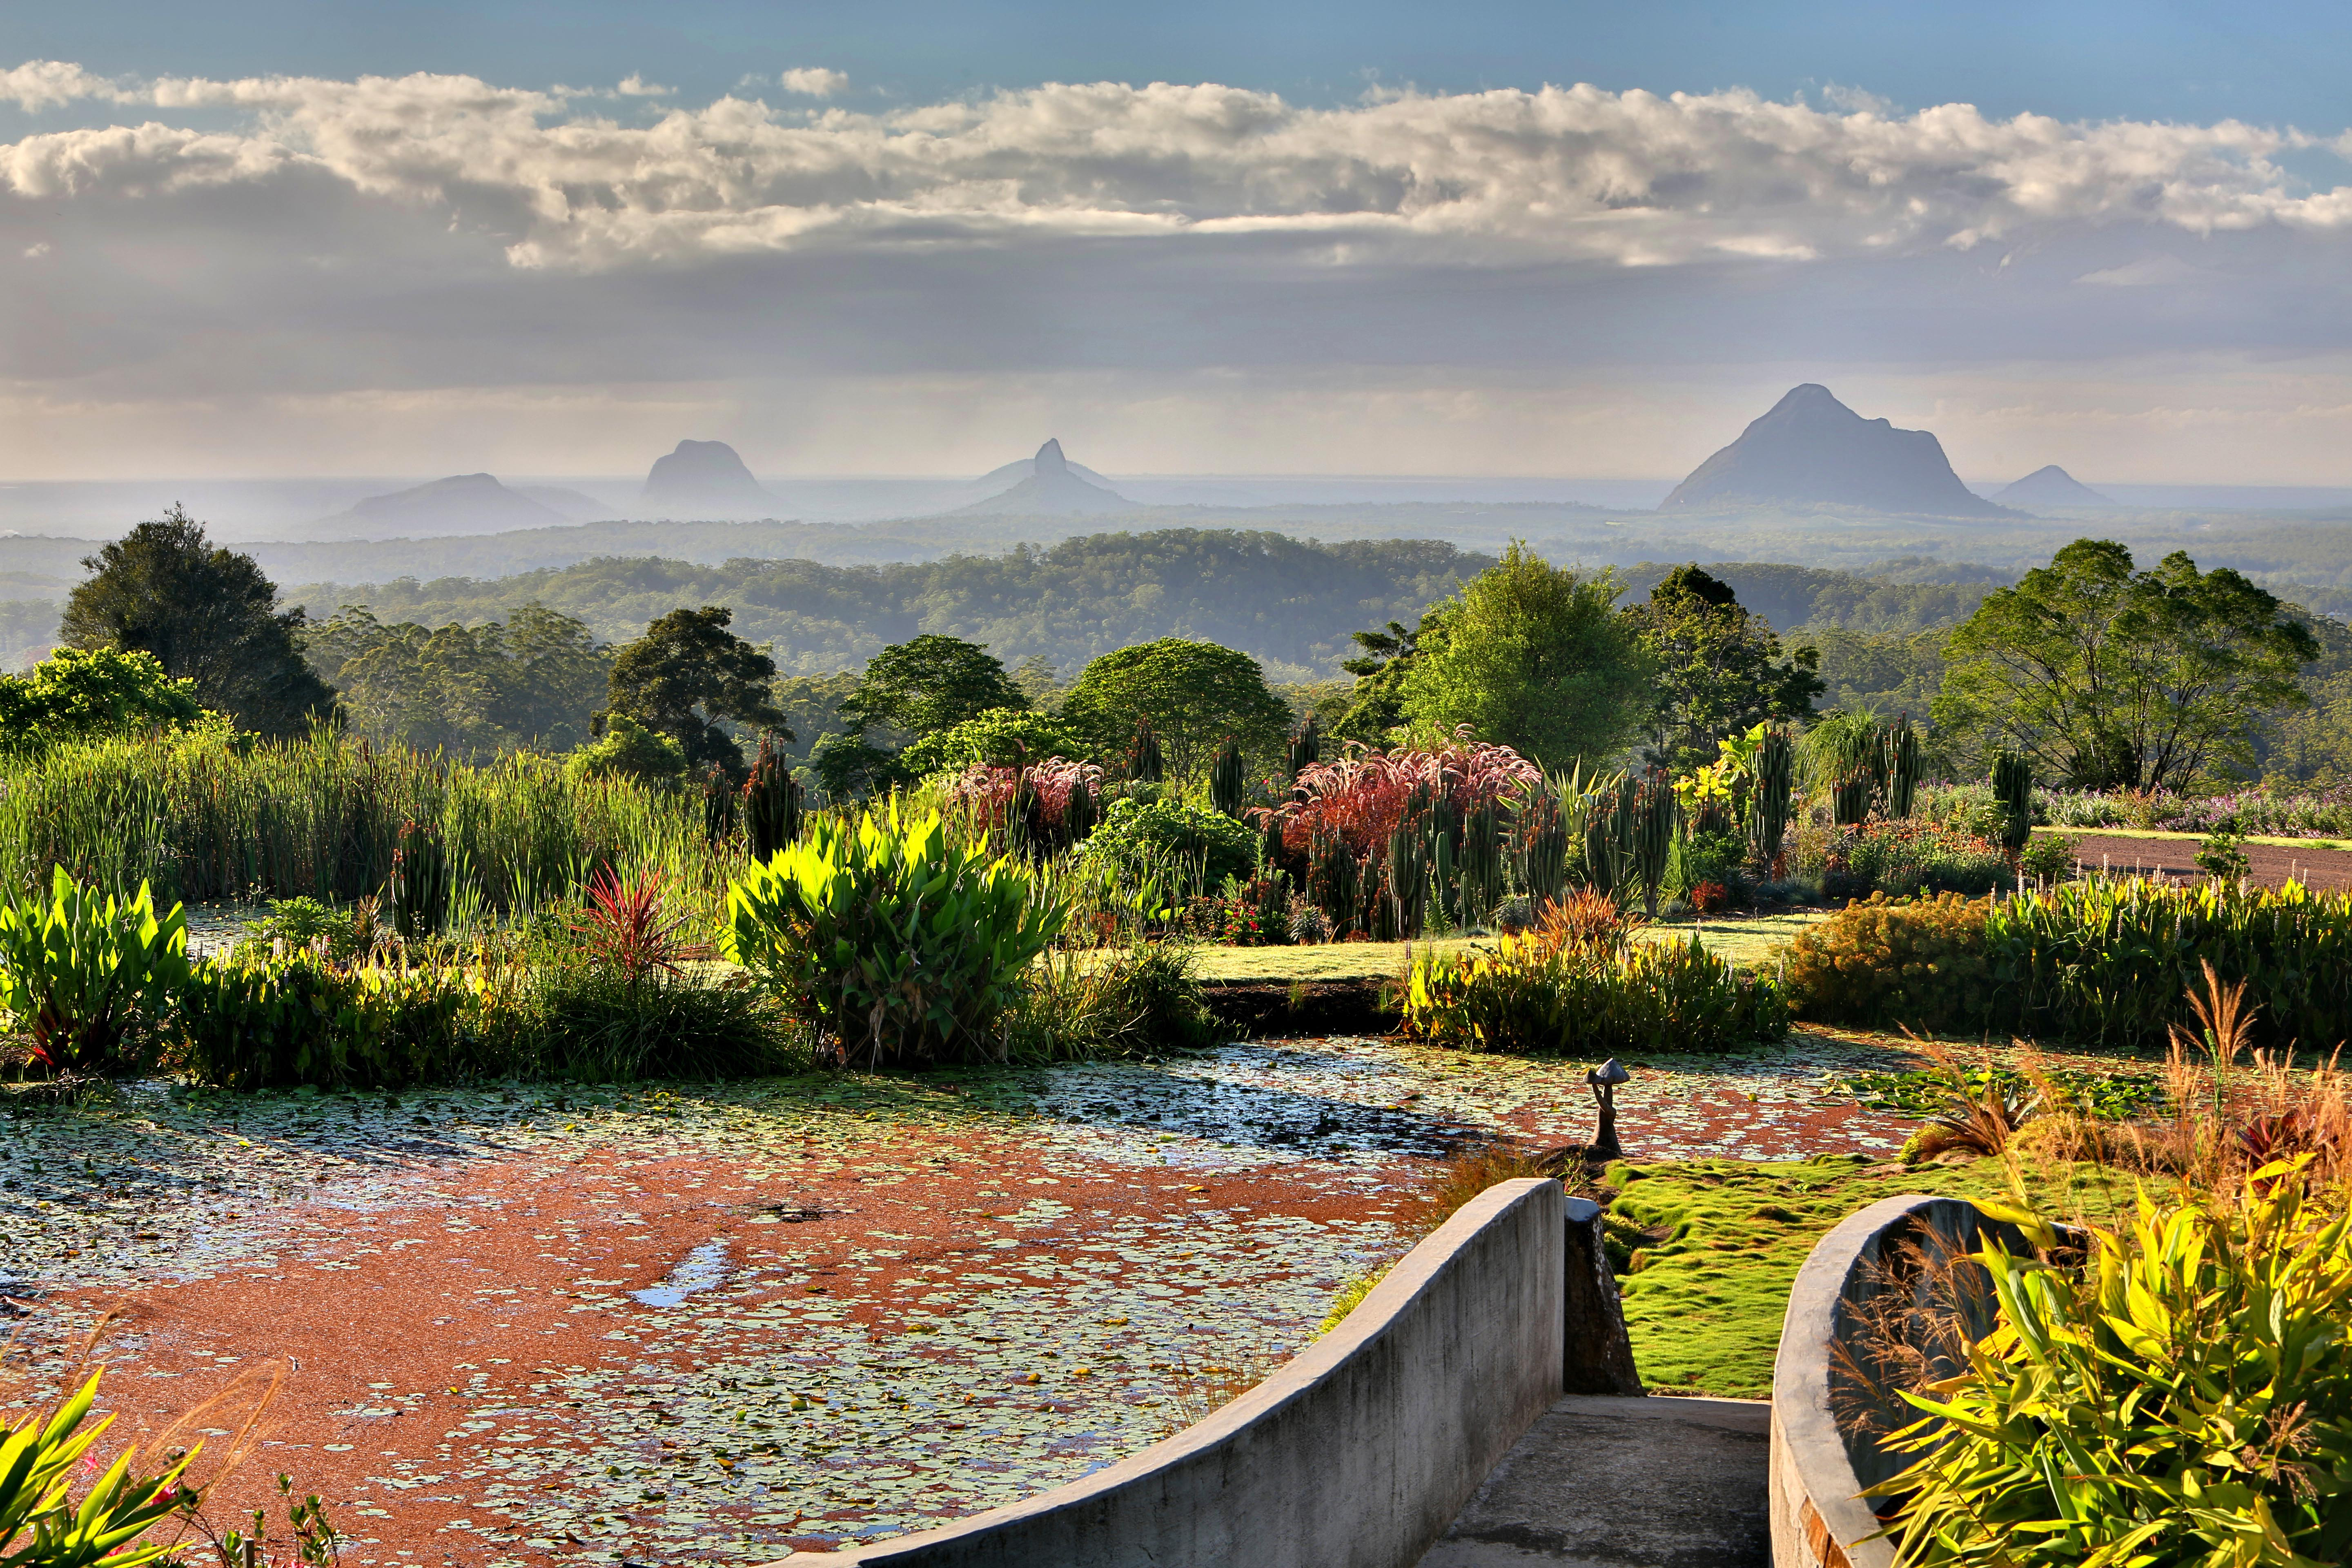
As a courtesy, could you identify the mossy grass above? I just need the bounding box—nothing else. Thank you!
[1606,1153,2143,1398]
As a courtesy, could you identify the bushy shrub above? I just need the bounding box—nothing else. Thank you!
[1878,1175,2352,1566]
[1009,940,1215,1059]
[1269,734,1538,858]
[0,647,209,757]
[1780,892,1994,1034]
[900,707,1086,777]
[1404,929,1788,1056]
[565,714,688,784]
[1078,796,1260,890]
[0,869,189,1074]
[2017,832,2080,884]
[172,945,481,1090]
[722,803,1065,1068]
[508,961,793,1081]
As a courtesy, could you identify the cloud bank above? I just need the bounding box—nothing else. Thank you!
[5,61,2350,272]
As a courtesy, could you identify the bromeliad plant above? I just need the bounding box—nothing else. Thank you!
[0,867,189,1074]
[722,803,1067,1069]
[1875,1170,2352,1566]
[0,1370,197,1568]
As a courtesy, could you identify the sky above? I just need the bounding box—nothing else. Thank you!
[4,1,2352,483]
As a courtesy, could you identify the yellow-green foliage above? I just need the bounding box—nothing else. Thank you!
[1404,929,1788,1056]
[1780,891,1992,1034]
[1311,1265,1392,1340]
[0,1371,194,1568]
[1988,875,2352,1052]
[722,803,1066,1069]
[1880,1169,2352,1566]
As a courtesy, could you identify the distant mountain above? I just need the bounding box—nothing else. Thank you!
[514,485,619,521]
[299,473,570,540]
[954,439,1131,516]
[1664,385,2013,518]
[641,440,777,519]
[969,446,1120,493]
[1994,465,2118,509]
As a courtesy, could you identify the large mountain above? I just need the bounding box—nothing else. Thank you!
[953,439,1132,516]
[641,439,777,518]
[297,473,572,540]
[1994,465,2118,509]
[1664,385,2012,517]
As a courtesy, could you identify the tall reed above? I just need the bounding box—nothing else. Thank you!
[0,728,735,924]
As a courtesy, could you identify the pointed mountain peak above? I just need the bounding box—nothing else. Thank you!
[1035,438,1068,476]
[1663,384,2011,517]
[1994,464,2117,509]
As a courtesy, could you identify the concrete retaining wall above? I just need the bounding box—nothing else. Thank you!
[774,1176,1568,1568]
[1769,1194,2034,1568]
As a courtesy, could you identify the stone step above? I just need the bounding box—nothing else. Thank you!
[1417,1395,1771,1567]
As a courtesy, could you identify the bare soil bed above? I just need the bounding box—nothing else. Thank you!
[2048,830,2352,891]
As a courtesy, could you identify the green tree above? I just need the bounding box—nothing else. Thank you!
[1934,540,2319,790]
[1334,609,1449,742]
[1399,542,1654,769]
[839,635,1026,740]
[0,647,207,754]
[1624,565,1824,771]
[565,713,689,784]
[1059,638,1289,778]
[59,506,333,736]
[307,605,609,758]
[597,606,788,775]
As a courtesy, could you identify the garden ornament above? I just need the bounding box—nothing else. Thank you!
[1587,1057,1631,1159]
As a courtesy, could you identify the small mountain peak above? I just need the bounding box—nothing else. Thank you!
[1994,464,2117,509]
[1035,438,1068,476]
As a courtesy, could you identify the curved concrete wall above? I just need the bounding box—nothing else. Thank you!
[774,1177,1568,1568]
[1769,1194,2035,1568]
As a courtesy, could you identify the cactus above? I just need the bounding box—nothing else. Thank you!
[1209,736,1246,818]
[742,737,802,860]
[1883,719,1921,820]
[1127,718,1165,784]
[701,766,738,844]
[1581,777,1638,898]
[1063,776,1098,845]
[1991,750,2034,855]
[1748,727,1794,867]
[1831,771,1875,827]
[1308,832,1359,936]
[1258,811,1289,875]
[1285,713,1321,782]
[387,817,450,939]
[1382,825,1429,940]
[1457,796,1506,927]
[1630,772,1677,917]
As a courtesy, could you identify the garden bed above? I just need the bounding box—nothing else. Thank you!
[2040,829,2352,891]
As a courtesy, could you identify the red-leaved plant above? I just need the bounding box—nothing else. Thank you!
[571,868,708,988]
[1265,731,1539,858]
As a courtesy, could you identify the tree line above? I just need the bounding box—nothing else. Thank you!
[5,507,2340,798]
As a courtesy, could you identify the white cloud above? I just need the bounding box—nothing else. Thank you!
[0,60,125,111]
[20,240,47,258]
[2,63,2348,274]
[2074,254,2207,286]
[614,74,671,98]
[776,67,849,98]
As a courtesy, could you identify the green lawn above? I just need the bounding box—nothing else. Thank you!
[1185,909,1829,983]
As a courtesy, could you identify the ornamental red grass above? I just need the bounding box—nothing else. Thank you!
[1268,732,1539,857]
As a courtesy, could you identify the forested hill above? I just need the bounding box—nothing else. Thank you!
[1616,561,2002,635]
[287,530,1492,683]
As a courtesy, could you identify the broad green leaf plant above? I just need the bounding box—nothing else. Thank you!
[722,803,1066,1069]
[0,868,189,1074]
[0,1371,194,1568]
[1876,1164,2352,1567]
